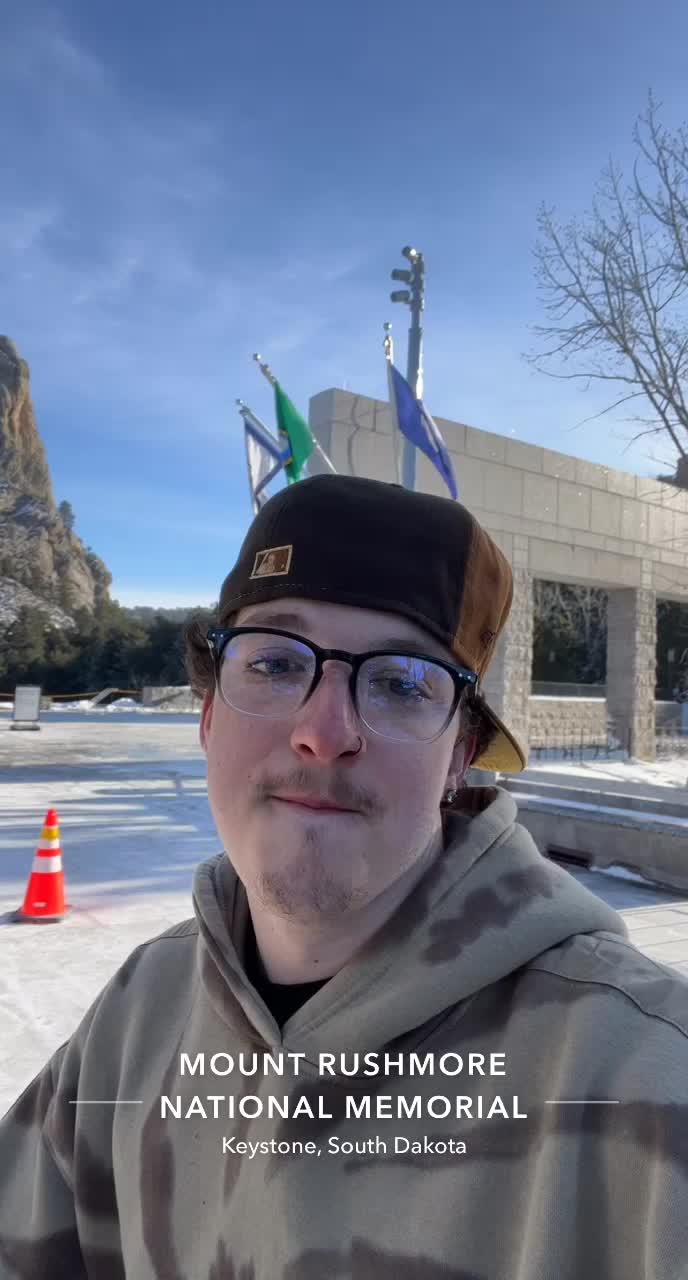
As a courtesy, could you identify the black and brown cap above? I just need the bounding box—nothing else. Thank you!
[218,474,527,773]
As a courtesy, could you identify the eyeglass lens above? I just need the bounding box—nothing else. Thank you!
[217,632,457,741]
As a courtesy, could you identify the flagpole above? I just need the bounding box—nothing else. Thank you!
[252,352,277,388]
[311,439,338,474]
[238,399,260,514]
[384,323,403,486]
[403,252,424,492]
[252,352,337,475]
[252,352,296,484]
[390,246,425,492]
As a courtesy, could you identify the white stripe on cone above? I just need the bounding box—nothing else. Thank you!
[31,855,64,874]
[38,837,61,849]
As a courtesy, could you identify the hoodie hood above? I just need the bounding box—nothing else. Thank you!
[192,786,627,1061]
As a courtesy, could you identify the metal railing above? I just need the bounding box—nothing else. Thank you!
[527,725,623,763]
[655,728,688,759]
[528,723,688,761]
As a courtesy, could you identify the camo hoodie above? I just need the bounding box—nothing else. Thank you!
[1,785,688,1280]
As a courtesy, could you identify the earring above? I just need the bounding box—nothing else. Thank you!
[443,787,458,806]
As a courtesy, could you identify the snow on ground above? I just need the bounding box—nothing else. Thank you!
[514,794,688,826]
[523,751,688,796]
[0,709,218,1114]
[1,708,687,1115]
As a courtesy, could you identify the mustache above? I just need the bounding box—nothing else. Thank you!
[255,770,377,815]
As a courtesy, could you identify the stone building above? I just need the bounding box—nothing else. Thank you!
[307,389,688,763]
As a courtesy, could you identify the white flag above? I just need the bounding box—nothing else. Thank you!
[239,404,292,513]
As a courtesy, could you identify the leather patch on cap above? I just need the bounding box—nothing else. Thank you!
[250,544,293,579]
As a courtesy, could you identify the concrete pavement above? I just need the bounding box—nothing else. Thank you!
[621,902,688,978]
[563,863,688,977]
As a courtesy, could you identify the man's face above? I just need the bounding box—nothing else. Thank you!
[200,597,474,922]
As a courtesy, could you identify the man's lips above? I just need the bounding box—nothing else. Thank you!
[270,795,358,813]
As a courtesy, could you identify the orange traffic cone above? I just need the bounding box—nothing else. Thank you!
[14,809,69,924]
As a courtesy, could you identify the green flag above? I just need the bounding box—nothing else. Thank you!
[274,382,316,482]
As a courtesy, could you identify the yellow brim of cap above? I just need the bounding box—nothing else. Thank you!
[470,702,528,773]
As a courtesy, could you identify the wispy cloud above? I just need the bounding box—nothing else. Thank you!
[1,11,371,453]
[1,14,243,401]
[0,205,61,257]
[6,1,677,604]
[3,33,397,551]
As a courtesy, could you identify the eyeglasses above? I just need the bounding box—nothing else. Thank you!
[206,626,479,744]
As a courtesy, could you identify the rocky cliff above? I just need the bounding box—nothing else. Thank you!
[0,336,111,627]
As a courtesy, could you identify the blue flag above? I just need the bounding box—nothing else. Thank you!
[387,362,458,499]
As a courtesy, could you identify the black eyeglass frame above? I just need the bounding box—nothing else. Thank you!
[206,626,479,743]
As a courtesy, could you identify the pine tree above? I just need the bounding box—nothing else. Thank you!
[58,500,75,533]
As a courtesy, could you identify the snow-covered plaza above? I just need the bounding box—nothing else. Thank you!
[2,706,687,1116]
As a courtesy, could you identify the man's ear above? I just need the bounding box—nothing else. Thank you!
[199,691,214,752]
[447,729,478,791]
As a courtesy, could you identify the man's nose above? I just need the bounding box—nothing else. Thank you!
[289,662,364,762]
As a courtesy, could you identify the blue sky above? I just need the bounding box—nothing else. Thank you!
[4,0,688,606]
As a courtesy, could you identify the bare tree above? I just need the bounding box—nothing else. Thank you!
[533,580,607,683]
[533,580,575,644]
[528,92,688,488]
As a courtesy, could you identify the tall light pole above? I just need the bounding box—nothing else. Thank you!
[390,246,425,491]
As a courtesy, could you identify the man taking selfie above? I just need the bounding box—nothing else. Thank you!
[1,474,687,1279]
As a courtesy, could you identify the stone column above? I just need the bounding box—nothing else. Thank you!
[480,544,534,769]
[606,562,657,760]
